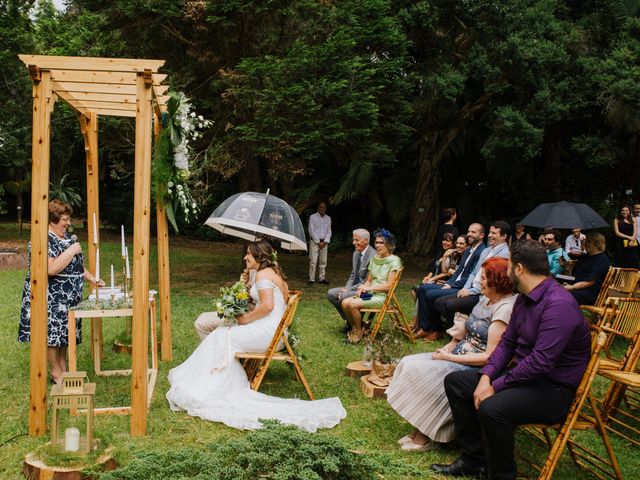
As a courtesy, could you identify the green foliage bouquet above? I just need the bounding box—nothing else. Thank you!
[214,280,251,325]
[153,92,212,232]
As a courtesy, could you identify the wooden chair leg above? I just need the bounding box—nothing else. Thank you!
[369,309,386,340]
[251,356,276,391]
[285,344,315,400]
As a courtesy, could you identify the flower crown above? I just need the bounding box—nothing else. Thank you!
[271,251,278,264]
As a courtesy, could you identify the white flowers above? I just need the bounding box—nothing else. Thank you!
[171,96,212,173]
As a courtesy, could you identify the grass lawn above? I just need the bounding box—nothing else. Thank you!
[0,222,636,479]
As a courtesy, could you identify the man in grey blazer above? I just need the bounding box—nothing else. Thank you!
[327,228,375,330]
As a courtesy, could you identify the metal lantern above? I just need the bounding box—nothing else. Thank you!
[49,372,96,454]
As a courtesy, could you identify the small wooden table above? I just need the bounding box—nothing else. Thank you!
[67,295,157,416]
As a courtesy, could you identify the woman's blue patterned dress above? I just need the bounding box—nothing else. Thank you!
[18,232,84,346]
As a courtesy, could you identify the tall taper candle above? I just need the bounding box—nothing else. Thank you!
[110,264,114,292]
[95,248,100,282]
[92,213,98,245]
[120,225,126,257]
[125,246,131,279]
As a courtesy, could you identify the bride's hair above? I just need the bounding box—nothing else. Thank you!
[248,240,287,281]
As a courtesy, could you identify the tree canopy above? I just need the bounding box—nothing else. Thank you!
[1,0,639,255]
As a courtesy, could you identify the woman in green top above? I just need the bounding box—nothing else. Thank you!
[341,229,403,344]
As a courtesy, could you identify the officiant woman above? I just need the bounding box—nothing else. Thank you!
[18,199,103,384]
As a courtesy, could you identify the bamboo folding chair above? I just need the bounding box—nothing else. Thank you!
[597,297,640,369]
[581,268,640,321]
[518,331,623,480]
[235,290,315,399]
[597,320,640,448]
[361,268,415,342]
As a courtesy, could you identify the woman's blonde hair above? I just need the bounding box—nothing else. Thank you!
[248,240,287,281]
[48,199,73,224]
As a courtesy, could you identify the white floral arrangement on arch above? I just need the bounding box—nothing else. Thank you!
[153,92,212,232]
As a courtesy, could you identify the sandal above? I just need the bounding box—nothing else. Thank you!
[347,330,364,344]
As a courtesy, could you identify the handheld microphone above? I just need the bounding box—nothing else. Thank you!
[69,234,78,244]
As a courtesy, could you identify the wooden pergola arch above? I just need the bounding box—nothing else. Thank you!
[19,55,174,437]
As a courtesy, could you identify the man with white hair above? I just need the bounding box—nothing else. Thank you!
[327,228,375,331]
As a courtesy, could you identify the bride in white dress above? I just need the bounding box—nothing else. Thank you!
[166,240,346,432]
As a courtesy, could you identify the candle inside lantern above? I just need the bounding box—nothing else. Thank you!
[121,225,126,257]
[110,264,114,292]
[65,427,80,452]
[92,213,98,245]
[125,246,131,279]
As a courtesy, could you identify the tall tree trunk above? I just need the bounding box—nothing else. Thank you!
[407,129,442,256]
[541,125,563,200]
[238,156,263,192]
[407,95,491,256]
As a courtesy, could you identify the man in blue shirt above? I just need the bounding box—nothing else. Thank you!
[543,228,569,277]
[431,240,590,480]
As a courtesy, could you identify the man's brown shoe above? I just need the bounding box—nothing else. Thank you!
[423,331,444,342]
[414,329,432,339]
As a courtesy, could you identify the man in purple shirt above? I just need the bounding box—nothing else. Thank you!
[431,240,591,480]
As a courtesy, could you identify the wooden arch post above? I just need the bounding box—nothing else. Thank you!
[27,67,53,436]
[131,71,154,435]
[155,113,172,362]
[21,55,169,437]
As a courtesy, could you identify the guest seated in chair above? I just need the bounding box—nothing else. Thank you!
[409,234,468,332]
[543,228,569,278]
[414,223,486,341]
[327,228,376,332]
[563,232,610,306]
[341,229,402,344]
[387,257,516,452]
[423,234,467,286]
[431,240,590,480]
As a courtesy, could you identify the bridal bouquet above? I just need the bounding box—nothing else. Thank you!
[214,280,251,325]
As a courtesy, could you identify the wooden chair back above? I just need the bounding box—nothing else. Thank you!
[235,290,315,399]
[596,268,640,307]
[361,268,414,342]
[597,322,640,448]
[519,331,623,480]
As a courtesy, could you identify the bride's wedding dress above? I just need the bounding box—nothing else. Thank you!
[166,279,346,431]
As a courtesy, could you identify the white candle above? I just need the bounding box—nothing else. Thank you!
[65,427,80,452]
[121,225,126,257]
[125,246,131,279]
[110,264,114,292]
[95,248,100,283]
[92,213,97,245]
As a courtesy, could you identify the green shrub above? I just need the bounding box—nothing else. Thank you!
[96,421,418,480]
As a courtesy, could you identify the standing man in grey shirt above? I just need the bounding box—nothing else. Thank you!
[308,202,332,285]
[431,240,590,480]
[327,229,375,332]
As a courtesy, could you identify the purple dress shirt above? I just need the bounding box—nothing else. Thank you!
[481,276,590,392]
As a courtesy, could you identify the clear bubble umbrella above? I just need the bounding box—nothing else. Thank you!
[204,191,307,251]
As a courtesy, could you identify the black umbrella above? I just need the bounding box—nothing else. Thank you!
[520,201,609,229]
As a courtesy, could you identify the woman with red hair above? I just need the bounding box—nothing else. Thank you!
[386,257,516,451]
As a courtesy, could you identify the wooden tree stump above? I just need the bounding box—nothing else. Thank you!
[360,375,387,398]
[346,360,372,378]
[23,448,115,480]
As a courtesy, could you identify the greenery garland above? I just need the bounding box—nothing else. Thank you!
[152,92,211,232]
